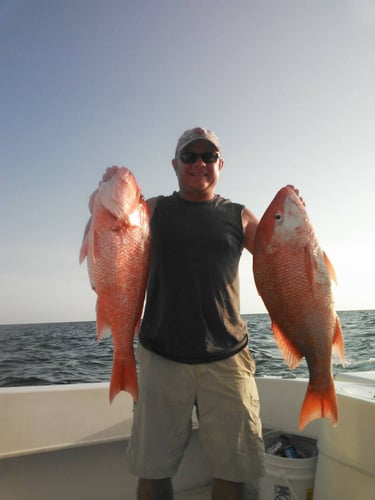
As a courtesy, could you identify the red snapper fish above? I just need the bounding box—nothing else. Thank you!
[253,185,345,430]
[80,167,150,402]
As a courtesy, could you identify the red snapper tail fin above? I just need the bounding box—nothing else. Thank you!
[299,378,338,430]
[109,354,138,403]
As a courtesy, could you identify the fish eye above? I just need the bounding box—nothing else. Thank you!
[274,212,283,222]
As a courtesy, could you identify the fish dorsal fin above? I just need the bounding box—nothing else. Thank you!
[323,251,337,284]
[271,320,303,369]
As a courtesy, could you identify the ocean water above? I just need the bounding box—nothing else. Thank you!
[0,310,374,387]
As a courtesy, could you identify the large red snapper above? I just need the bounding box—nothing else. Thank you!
[80,167,150,402]
[253,185,345,430]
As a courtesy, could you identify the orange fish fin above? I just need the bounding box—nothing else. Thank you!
[79,217,91,264]
[96,299,111,342]
[299,378,338,430]
[79,238,88,264]
[304,247,338,286]
[303,244,315,284]
[271,321,303,369]
[92,229,100,263]
[109,354,138,403]
[323,251,337,284]
[332,315,345,367]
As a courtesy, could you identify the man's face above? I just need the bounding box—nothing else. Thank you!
[172,140,223,201]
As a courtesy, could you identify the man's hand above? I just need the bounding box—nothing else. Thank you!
[102,165,120,182]
[88,166,121,213]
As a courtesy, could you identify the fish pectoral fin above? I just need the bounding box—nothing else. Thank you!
[304,246,338,286]
[333,315,345,367]
[92,229,100,263]
[299,378,338,430]
[271,321,303,369]
[79,239,88,264]
[96,298,111,342]
[303,244,315,285]
[79,217,91,263]
[323,251,338,284]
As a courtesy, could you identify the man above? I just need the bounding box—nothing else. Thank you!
[126,127,265,499]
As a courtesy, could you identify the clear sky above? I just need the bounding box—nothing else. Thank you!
[1,0,374,324]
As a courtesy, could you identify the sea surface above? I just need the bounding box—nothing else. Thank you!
[0,310,374,387]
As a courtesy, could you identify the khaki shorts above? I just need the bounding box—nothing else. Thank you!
[128,345,265,482]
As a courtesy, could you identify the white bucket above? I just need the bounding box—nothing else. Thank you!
[259,431,318,500]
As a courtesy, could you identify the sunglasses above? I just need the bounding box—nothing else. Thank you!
[179,151,220,164]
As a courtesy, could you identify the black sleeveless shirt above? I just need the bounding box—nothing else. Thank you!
[139,192,248,363]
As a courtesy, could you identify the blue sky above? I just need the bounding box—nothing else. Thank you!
[1,0,374,324]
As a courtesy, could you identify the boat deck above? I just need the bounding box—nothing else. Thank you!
[175,486,211,500]
[1,438,259,500]
[176,484,258,499]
